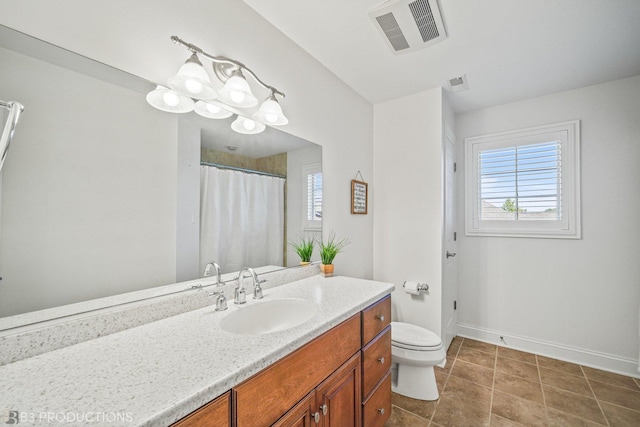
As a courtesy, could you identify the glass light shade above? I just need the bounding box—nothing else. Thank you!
[194,101,233,119]
[253,96,288,126]
[167,54,217,100]
[217,70,258,108]
[231,116,266,135]
[146,86,194,113]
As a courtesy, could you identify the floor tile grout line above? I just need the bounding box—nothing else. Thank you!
[588,377,640,426]
[391,404,430,424]
[588,376,640,393]
[429,338,461,426]
[535,354,551,426]
[598,400,640,414]
[488,343,498,425]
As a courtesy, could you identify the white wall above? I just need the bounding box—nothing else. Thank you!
[0,47,178,316]
[175,116,202,283]
[455,75,640,376]
[373,87,444,335]
[286,145,322,267]
[0,0,374,282]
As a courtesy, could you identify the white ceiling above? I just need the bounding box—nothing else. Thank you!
[243,0,640,113]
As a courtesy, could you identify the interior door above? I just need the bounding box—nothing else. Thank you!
[442,128,458,351]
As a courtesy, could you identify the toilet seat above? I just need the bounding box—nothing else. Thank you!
[391,322,443,351]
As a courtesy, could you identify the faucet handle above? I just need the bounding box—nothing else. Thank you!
[208,290,228,311]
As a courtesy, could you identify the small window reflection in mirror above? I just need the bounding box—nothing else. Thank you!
[304,163,322,230]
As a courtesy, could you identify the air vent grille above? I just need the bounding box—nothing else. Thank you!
[368,0,447,55]
[375,13,410,51]
[409,0,439,43]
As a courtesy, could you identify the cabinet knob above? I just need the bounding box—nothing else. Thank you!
[378,408,385,415]
[312,412,320,423]
[377,357,385,364]
[375,314,385,322]
[320,404,327,415]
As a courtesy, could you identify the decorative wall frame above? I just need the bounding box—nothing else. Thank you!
[351,178,368,214]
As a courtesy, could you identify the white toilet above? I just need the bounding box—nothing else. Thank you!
[391,321,446,401]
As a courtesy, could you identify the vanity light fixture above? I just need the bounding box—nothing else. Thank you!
[146,85,194,113]
[253,92,289,126]
[146,36,288,135]
[231,115,266,135]
[194,100,233,119]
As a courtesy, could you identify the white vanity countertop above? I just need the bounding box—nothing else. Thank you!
[0,275,394,426]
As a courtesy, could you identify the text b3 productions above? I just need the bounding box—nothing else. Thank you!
[2,409,134,424]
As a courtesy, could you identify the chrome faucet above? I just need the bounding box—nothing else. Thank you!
[204,261,227,311]
[203,261,222,285]
[235,267,263,303]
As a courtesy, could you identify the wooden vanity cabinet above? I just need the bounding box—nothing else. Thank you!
[275,353,361,427]
[315,352,361,427]
[172,294,392,427]
[272,391,316,427]
[172,391,230,427]
[234,314,361,427]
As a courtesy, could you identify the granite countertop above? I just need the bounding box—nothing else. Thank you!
[0,275,394,426]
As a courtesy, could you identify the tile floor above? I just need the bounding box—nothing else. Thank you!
[384,337,640,426]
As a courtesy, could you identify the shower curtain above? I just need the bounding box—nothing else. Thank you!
[200,165,285,274]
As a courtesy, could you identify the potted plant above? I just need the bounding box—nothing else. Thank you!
[289,235,315,265]
[319,232,350,277]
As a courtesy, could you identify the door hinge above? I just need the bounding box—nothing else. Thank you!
[453,232,457,241]
[454,301,457,310]
[454,162,457,172]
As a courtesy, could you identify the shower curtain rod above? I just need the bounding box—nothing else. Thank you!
[200,161,286,179]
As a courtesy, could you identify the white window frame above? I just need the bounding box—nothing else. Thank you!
[302,163,322,231]
[465,120,581,239]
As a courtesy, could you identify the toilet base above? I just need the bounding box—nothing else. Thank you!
[392,363,439,401]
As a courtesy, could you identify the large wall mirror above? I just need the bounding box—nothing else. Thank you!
[0,25,322,324]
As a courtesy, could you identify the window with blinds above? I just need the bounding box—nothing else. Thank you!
[307,171,323,222]
[303,163,322,229]
[479,141,561,221]
[465,120,581,239]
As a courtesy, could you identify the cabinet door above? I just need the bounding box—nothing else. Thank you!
[172,391,230,427]
[273,391,317,427]
[234,315,361,427]
[316,353,361,427]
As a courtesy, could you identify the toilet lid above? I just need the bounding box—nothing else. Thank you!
[391,322,442,350]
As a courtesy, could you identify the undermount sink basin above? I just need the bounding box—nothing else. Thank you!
[220,299,319,335]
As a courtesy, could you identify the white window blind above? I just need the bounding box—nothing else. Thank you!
[479,141,561,221]
[303,163,322,229]
[307,171,323,221]
[465,120,581,239]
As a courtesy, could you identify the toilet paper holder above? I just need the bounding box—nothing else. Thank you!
[402,281,429,292]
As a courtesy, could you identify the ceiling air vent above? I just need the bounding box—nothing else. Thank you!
[448,74,469,92]
[368,0,447,55]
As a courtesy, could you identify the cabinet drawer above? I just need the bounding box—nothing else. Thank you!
[362,372,391,427]
[172,391,230,427]
[362,326,391,399]
[234,314,361,427]
[362,295,391,345]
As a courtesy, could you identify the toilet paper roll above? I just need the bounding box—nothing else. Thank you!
[404,281,421,296]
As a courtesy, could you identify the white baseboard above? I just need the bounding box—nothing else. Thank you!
[457,323,640,379]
